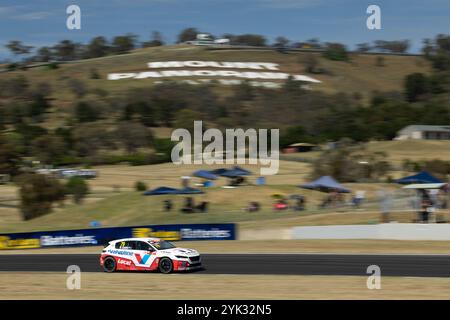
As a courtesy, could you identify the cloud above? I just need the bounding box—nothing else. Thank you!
[0,6,19,15]
[14,11,53,20]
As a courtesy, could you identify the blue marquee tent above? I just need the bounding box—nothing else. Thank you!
[193,170,218,180]
[178,187,205,195]
[232,166,252,175]
[211,168,229,175]
[299,176,351,193]
[219,166,253,178]
[395,171,442,185]
[142,186,180,196]
[143,186,205,196]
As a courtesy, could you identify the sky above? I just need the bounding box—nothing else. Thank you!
[0,0,449,60]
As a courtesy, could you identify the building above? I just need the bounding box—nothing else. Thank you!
[185,33,230,46]
[395,125,450,140]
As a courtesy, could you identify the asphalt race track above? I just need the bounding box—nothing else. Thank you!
[1,253,450,277]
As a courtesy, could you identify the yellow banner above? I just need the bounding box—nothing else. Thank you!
[0,236,41,250]
[132,228,180,241]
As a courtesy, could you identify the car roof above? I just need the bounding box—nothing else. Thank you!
[111,237,162,243]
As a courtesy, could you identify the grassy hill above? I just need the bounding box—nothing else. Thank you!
[3,45,431,106]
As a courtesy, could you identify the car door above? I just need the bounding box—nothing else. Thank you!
[132,241,157,268]
[112,240,135,269]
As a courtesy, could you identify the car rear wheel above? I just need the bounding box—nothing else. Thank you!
[158,257,173,274]
[103,257,116,273]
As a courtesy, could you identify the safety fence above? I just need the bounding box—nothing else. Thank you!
[0,223,236,250]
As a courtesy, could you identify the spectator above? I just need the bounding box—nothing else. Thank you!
[196,201,209,213]
[274,199,288,211]
[163,199,173,212]
[377,189,391,223]
[246,201,260,212]
[181,197,195,213]
[294,196,306,211]
[419,199,433,223]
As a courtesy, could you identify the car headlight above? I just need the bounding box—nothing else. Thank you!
[175,255,188,259]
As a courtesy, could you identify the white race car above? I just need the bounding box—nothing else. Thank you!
[100,237,202,273]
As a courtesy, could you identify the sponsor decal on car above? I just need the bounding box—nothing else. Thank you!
[107,249,133,256]
[134,253,151,265]
[117,259,132,266]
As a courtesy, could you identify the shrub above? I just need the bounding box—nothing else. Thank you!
[135,181,147,192]
[66,176,89,204]
[323,43,349,61]
[18,173,66,220]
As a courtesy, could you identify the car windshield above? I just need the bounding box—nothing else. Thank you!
[149,240,176,250]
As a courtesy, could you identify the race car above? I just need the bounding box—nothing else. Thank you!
[100,237,202,273]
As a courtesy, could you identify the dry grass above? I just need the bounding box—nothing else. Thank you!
[1,46,431,111]
[0,160,376,233]
[0,145,443,234]
[366,140,450,166]
[1,272,450,299]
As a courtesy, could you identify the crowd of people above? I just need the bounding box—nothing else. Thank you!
[163,197,209,214]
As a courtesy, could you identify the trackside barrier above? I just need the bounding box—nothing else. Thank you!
[0,223,236,250]
[292,223,450,241]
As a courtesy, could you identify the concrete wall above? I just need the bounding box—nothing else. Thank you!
[292,223,450,241]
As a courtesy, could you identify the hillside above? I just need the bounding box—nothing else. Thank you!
[2,45,431,106]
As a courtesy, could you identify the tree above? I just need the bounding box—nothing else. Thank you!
[142,31,164,47]
[280,125,309,147]
[36,46,53,62]
[85,36,109,58]
[373,40,410,53]
[303,53,319,73]
[67,79,87,98]
[177,27,199,43]
[32,134,66,165]
[305,38,322,49]
[422,34,450,71]
[274,36,289,47]
[14,123,48,150]
[28,94,51,121]
[323,43,349,61]
[135,181,147,191]
[0,134,21,176]
[53,40,76,61]
[115,122,152,153]
[356,43,371,53]
[112,34,137,54]
[65,176,89,204]
[5,40,33,59]
[122,102,155,127]
[173,109,203,134]
[0,76,29,98]
[74,102,99,122]
[312,139,390,182]
[72,124,111,158]
[18,173,66,220]
[233,34,266,46]
[404,73,429,102]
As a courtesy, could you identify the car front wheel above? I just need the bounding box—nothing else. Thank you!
[158,257,173,274]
